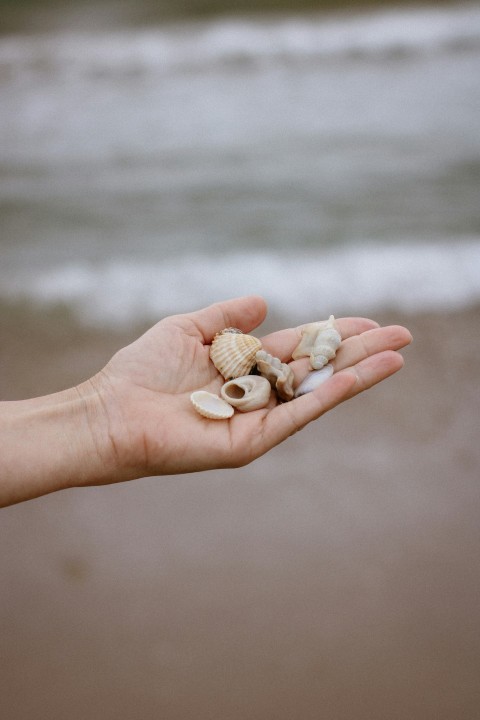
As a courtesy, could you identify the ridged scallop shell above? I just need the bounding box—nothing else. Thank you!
[190,390,234,420]
[294,364,334,398]
[255,350,295,401]
[210,330,262,380]
[292,315,342,370]
[221,375,271,412]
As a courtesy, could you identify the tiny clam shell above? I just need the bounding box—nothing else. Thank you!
[221,375,271,412]
[255,350,295,401]
[294,365,334,398]
[190,390,234,420]
[210,330,262,380]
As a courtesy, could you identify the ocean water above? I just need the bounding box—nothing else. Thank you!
[1,2,480,326]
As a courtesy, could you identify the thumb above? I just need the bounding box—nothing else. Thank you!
[183,295,268,343]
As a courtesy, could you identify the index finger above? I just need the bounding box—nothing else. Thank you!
[260,317,380,363]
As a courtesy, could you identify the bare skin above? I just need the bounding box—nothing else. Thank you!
[0,296,412,507]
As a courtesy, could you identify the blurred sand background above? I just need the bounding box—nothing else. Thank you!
[1,303,480,718]
[1,0,480,716]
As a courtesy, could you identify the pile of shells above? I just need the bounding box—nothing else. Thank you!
[190,318,342,420]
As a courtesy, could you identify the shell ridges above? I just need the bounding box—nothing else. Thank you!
[255,350,295,401]
[210,330,262,380]
[190,390,234,420]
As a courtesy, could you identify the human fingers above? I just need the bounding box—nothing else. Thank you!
[286,324,411,386]
[171,295,268,343]
[261,317,380,363]
[331,325,412,373]
[251,350,404,456]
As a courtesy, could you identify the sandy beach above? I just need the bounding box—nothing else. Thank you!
[1,303,479,719]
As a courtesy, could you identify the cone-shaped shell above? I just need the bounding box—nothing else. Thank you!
[292,321,326,361]
[221,375,271,412]
[210,330,262,380]
[311,327,341,369]
[190,390,234,420]
[292,315,342,370]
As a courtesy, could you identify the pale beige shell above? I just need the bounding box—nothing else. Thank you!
[292,321,326,360]
[221,375,271,412]
[210,330,262,380]
[255,350,295,401]
[292,315,342,370]
[190,390,234,420]
[294,365,334,398]
[311,326,341,369]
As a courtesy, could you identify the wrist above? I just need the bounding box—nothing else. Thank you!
[0,380,118,506]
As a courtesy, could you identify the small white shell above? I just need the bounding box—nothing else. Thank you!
[292,315,342,370]
[190,390,234,420]
[221,375,271,412]
[255,350,295,401]
[210,330,262,380]
[294,365,334,398]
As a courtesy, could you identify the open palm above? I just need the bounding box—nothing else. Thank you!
[94,296,411,481]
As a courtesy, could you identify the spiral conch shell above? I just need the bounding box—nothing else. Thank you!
[255,350,295,401]
[210,329,262,380]
[292,315,342,370]
[190,390,234,420]
[221,375,271,412]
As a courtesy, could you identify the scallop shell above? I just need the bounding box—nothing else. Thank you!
[210,330,262,380]
[221,375,271,412]
[255,350,295,401]
[294,364,334,398]
[190,390,234,420]
[292,315,342,370]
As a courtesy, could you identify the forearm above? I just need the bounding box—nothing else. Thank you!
[0,382,115,507]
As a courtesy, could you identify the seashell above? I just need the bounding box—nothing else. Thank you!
[294,364,334,398]
[292,321,326,361]
[311,322,341,370]
[292,315,342,370]
[210,330,262,380]
[190,390,234,420]
[220,375,271,412]
[255,350,295,401]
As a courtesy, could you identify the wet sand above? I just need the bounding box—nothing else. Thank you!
[1,304,480,719]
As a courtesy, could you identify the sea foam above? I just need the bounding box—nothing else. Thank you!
[3,240,480,326]
[0,3,479,80]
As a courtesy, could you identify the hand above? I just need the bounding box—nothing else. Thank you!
[0,296,411,505]
[86,295,412,481]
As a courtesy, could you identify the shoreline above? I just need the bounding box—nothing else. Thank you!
[0,0,463,36]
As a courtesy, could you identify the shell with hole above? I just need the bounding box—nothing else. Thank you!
[255,350,295,401]
[190,390,234,420]
[210,329,262,380]
[221,375,271,412]
[292,315,342,370]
